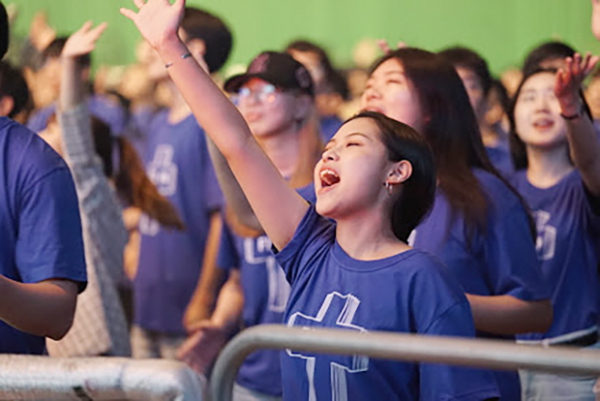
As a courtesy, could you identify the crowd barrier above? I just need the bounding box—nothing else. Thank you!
[0,355,205,400]
[210,324,600,401]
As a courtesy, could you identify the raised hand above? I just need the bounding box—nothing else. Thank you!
[62,21,107,59]
[377,39,407,55]
[555,52,599,115]
[120,0,185,50]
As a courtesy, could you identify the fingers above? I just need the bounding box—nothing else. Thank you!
[119,8,137,21]
[133,0,146,9]
[89,22,108,39]
[377,39,392,55]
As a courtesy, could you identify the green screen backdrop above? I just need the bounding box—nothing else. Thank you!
[5,0,599,75]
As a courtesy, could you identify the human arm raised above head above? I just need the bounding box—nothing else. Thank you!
[555,53,600,196]
[120,0,309,250]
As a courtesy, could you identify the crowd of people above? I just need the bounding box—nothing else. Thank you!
[2,0,600,400]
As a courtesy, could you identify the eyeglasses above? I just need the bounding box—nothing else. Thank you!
[231,83,278,105]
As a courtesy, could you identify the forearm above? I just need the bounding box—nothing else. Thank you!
[0,276,78,340]
[564,114,600,195]
[185,213,224,324]
[206,137,262,232]
[210,271,244,334]
[466,294,553,335]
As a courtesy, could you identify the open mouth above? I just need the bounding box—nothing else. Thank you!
[532,118,554,130]
[320,168,340,188]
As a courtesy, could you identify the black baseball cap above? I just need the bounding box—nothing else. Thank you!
[224,51,314,97]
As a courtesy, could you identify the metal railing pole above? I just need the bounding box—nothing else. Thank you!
[210,324,600,401]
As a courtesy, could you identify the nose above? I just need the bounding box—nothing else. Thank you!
[321,146,339,162]
[362,84,380,104]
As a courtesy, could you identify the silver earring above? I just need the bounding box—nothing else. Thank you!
[384,182,393,196]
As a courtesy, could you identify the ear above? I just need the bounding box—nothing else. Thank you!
[186,38,206,59]
[386,159,412,185]
[0,95,14,117]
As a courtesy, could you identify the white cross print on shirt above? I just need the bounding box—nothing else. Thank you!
[287,292,369,401]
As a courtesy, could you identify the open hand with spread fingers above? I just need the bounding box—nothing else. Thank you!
[555,52,599,117]
[62,21,107,59]
[120,0,185,50]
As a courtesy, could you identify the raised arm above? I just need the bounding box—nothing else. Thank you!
[58,21,128,282]
[120,0,308,250]
[555,53,600,196]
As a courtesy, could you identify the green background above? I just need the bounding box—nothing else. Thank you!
[5,0,599,75]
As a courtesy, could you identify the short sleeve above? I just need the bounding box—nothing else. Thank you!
[419,303,500,401]
[274,205,335,285]
[16,167,87,290]
[200,133,223,212]
[217,220,239,271]
[484,202,550,301]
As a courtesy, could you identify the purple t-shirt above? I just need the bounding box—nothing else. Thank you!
[0,118,87,354]
[511,170,600,340]
[412,168,549,400]
[27,94,126,136]
[217,184,315,396]
[134,110,222,334]
[274,206,500,401]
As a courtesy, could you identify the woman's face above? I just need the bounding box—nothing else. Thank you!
[514,72,567,150]
[314,117,396,220]
[361,58,426,133]
[235,78,305,139]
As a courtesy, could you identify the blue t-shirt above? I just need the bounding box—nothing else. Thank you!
[412,168,549,400]
[217,184,315,396]
[27,94,126,136]
[134,110,222,334]
[0,118,87,354]
[274,206,499,401]
[511,170,600,340]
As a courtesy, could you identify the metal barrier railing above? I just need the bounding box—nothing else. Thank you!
[210,324,600,401]
[0,355,206,400]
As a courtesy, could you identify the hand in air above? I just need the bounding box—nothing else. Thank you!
[554,53,599,114]
[120,0,185,50]
[377,39,407,55]
[592,0,600,41]
[62,21,107,59]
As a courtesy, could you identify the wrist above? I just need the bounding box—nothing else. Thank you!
[560,103,584,120]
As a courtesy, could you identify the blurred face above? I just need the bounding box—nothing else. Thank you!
[456,66,486,122]
[361,58,425,133]
[38,119,63,156]
[235,78,304,138]
[514,72,567,150]
[314,117,394,219]
[36,57,61,101]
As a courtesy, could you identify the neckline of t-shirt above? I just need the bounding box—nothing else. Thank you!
[331,241,421,272]
[521,169,578,192]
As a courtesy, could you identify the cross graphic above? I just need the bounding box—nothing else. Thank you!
[287,292,369,401]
